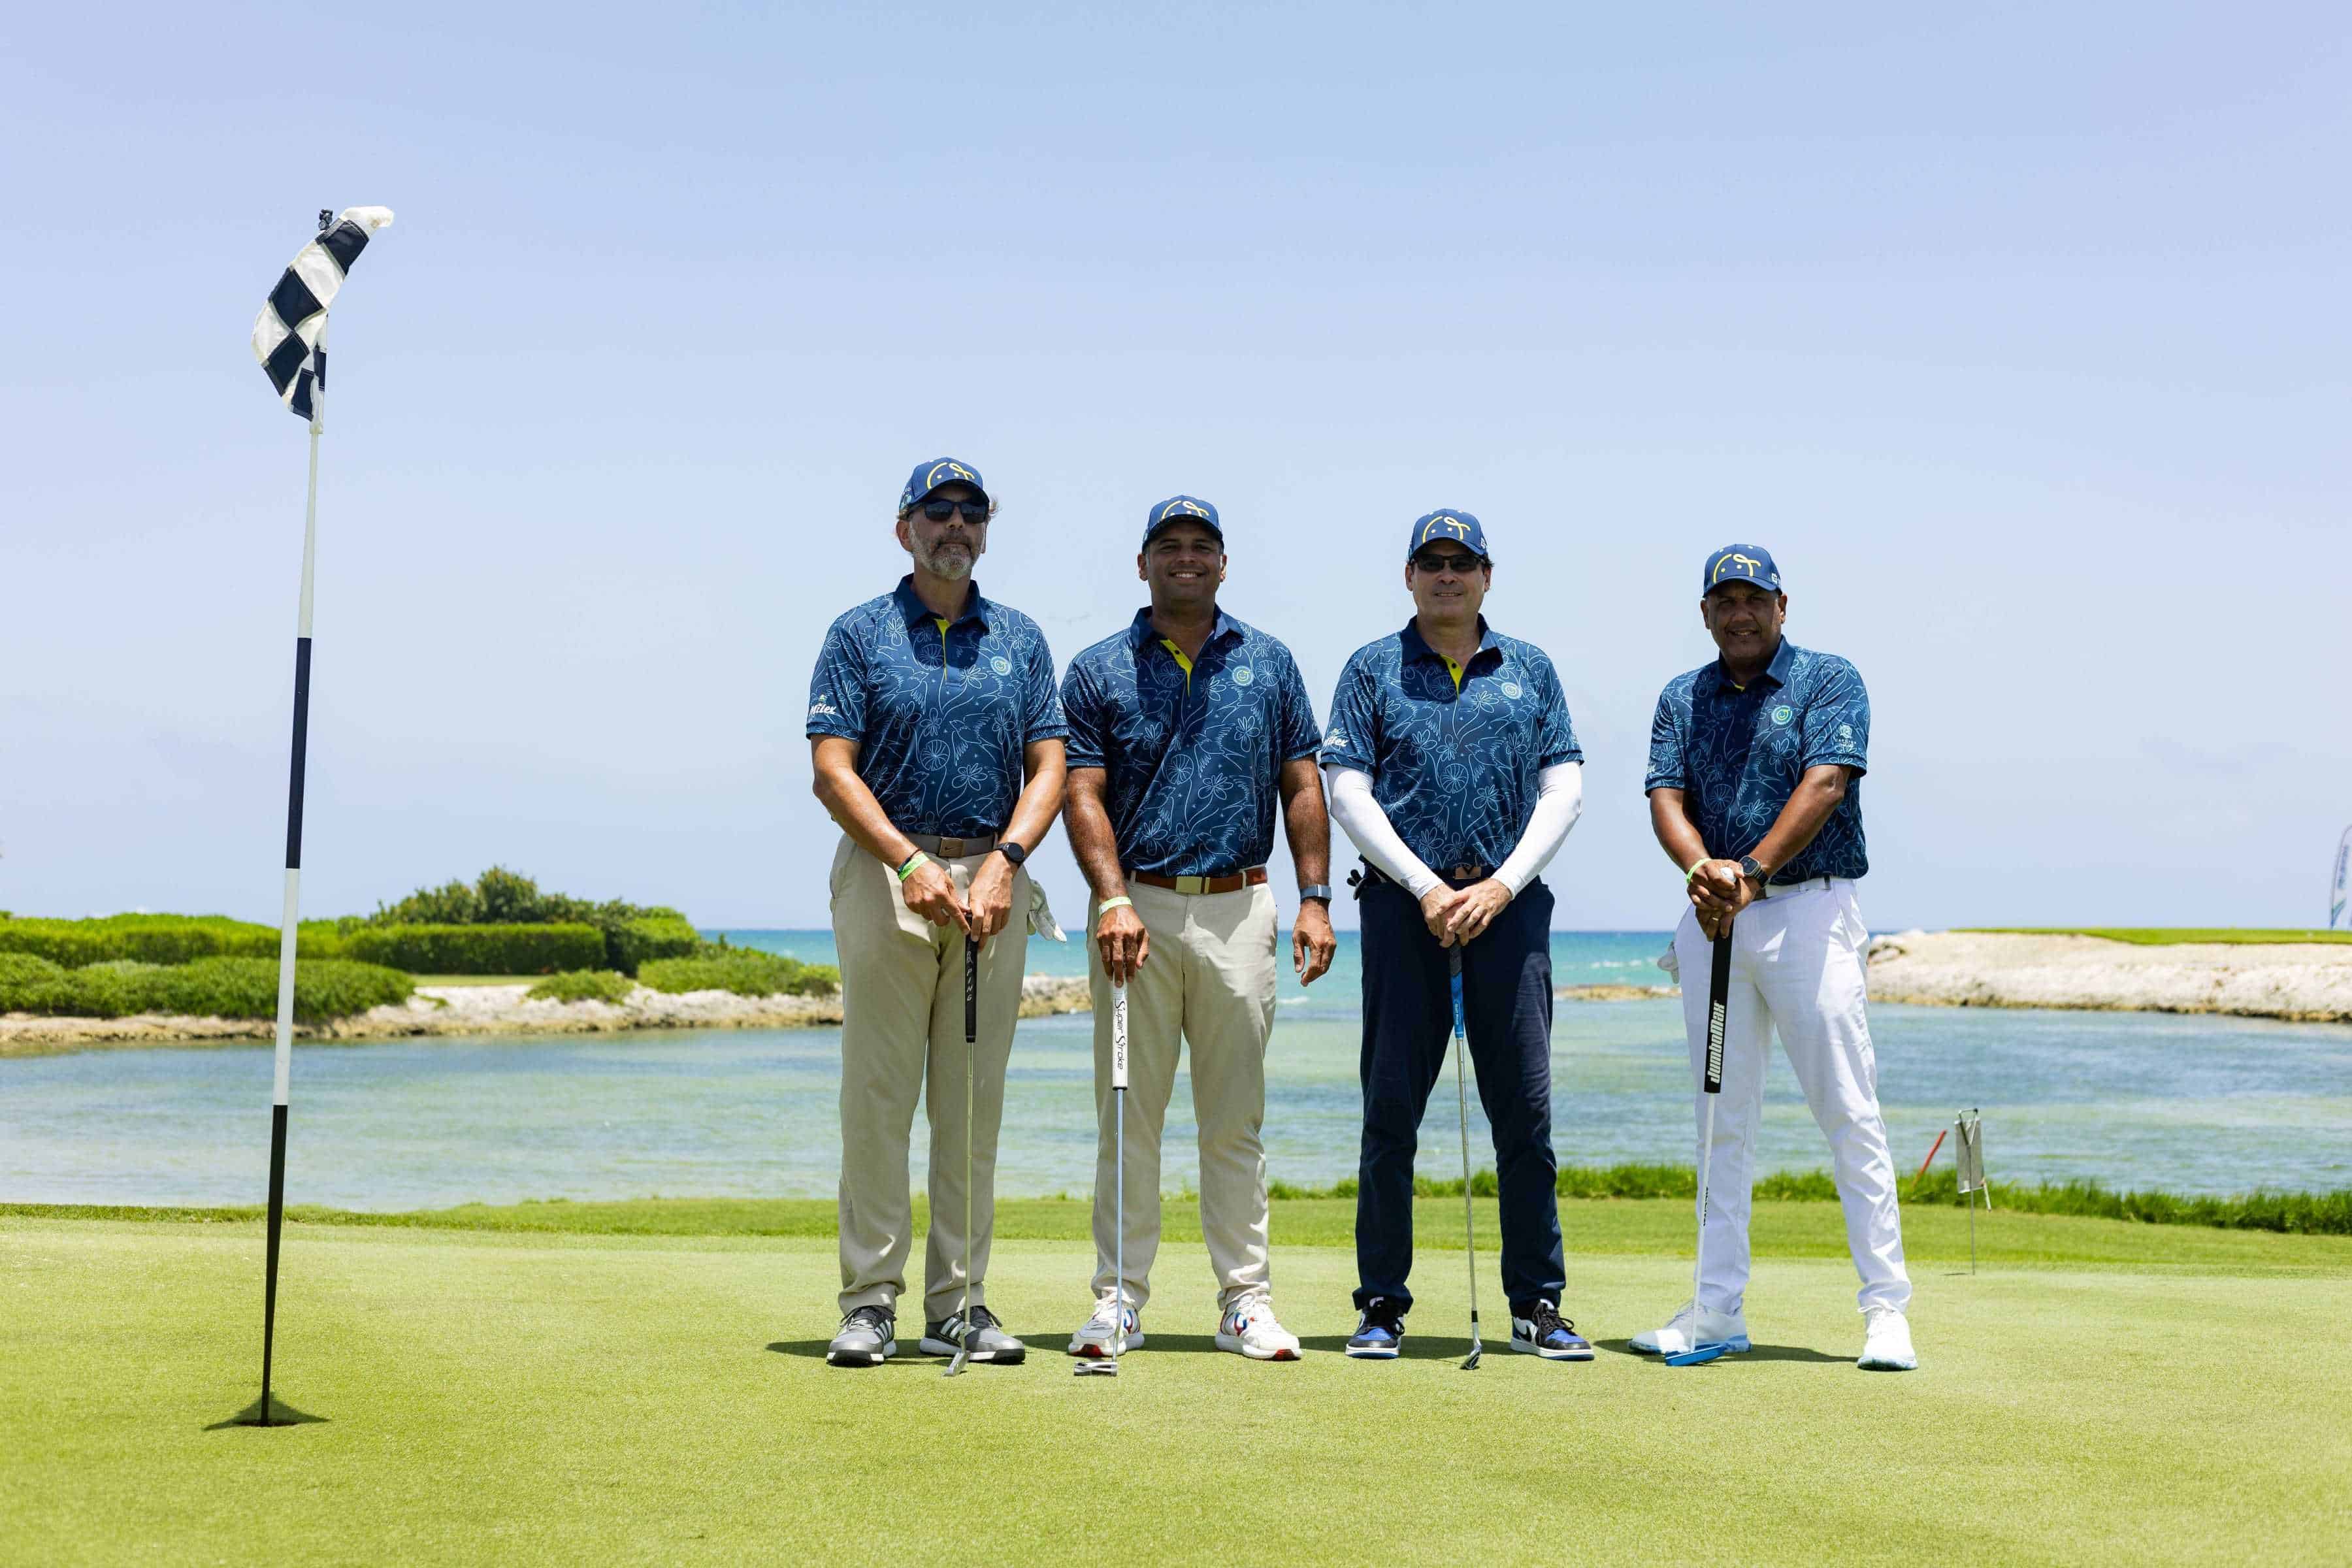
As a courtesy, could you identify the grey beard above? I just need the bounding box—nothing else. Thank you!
[915,541,975,580]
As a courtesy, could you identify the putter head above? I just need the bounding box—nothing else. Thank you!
[1073,1357,1119,1377]
[1663,1340,1730,1367]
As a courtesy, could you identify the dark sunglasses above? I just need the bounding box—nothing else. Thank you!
[920,500,988,522]
[1410,550,1484,574]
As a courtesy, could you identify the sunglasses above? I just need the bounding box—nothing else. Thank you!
[920,500,989,522]
[1410,550,1484,574]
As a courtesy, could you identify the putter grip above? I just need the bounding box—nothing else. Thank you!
[964,937,978,1041]
[1111,987,1129,1090]
[1703,929,1731,1095]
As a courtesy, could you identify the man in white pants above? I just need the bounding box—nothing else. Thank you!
[1633,544,1916,1371]
[1059,496,1336,1362]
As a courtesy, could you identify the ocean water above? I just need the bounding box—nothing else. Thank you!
[4,932,2347,1209]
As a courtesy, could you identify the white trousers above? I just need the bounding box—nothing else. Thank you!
[1671,878,1911,1316]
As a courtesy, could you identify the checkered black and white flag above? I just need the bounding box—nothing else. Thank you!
[250,205,394,421]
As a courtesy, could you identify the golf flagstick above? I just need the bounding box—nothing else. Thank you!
[1448,946,1482,1371]
[244,205,393,1427]
[1667,925,1734,1367]
[1078,982,1129,1378]
[945,932,979,1378]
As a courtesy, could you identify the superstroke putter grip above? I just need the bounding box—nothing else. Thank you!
[1111,983,1130,1090]
[964,936,978,1041]
[1704,929,1731,1096]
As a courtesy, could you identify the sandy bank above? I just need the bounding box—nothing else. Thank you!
[0,974,1094,1055]
[1863,931,2352,1023]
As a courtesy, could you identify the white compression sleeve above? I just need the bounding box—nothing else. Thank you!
[1324,766,1444,899]
[1492,762,1585,897]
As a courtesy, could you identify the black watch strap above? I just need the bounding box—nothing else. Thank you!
[994,840,1028,867]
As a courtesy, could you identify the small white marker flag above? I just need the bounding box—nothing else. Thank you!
[251,206,395,419]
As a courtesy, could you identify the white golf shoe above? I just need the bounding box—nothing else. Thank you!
[1858,1306,1917,1371]
[1629,1299,1751,1357]
[1215,1296,1303,1361]
[1067,1299,1143,1360]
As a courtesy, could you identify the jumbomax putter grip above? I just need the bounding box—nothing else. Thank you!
[945,934,979,1378]
[1667,926,1734,1367]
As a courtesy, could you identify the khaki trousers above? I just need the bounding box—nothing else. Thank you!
[830,833,1030,1320]
[1087,880,1278,1313]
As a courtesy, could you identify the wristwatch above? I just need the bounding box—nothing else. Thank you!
[1298,884,1334,904]
[993,840,1028,868]
[1737,855,1765,887]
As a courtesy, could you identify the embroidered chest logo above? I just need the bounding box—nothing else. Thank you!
[991,655,1013,676]
[1500,680,1523,699]
[1232,666,1254,687]
[1771,704,1794,726]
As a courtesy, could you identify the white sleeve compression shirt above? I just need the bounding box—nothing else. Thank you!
[1325,762,1584,902]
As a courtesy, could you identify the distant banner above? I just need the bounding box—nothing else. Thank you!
[2332,826,2350,930]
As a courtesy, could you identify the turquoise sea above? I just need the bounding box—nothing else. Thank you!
[4,931,2347,1209]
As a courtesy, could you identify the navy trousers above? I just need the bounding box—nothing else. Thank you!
[1354,871,1565,1315]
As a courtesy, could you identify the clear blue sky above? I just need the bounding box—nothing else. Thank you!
[5,3,2347,930]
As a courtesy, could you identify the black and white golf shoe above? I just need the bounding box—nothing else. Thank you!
[1345,1297,1406,1359]
[826,1305,896,1367]
[920,1304,1027,1365]
[1509,1299,1595,1361]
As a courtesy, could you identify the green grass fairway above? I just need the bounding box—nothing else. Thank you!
[5,1205,2347,1565]
[1961,926,2352,945]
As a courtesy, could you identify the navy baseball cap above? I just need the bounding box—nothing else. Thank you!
[899,457,989,511]
[1405,510,1492,563]
[1701,544,1782,595]
[1142,495,1223,547]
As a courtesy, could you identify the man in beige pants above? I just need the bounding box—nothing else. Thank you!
[1059,495,1337,1362]
[806,457,1067,1367]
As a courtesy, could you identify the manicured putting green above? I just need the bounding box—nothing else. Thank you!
[5,1203,2345,1563]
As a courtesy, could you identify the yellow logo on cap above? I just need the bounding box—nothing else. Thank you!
[1158,499,1211,522]
[1712,551,1764,582]
[1422,515,1469,543]
[926,461,978,489]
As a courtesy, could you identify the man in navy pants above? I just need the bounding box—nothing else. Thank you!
[1322,511,1592,1361]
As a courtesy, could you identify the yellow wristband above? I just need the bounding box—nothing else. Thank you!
[896,850,931,883]
[1096,895,1134,916]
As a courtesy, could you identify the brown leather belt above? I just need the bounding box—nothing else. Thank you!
[907,830,1000,859]
[1128,866,1269,896]
[1357,859,1489,890]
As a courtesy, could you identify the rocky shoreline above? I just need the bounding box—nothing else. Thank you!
[6,934,2346,1054]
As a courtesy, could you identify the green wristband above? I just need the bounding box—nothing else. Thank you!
[896,850,931,883]
[1684,861,1705,887]
[1096,895,1134,916]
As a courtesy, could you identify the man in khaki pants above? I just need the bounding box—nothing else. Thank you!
[1059,495,1337,1362]
[807,457,1067,1367]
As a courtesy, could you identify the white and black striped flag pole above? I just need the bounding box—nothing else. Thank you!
[244,204,393,1427]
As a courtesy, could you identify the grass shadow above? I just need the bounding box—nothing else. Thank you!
[1737,1344,1849,1364]
[1298,1333,1474,1362]
[207,1395,328,1429]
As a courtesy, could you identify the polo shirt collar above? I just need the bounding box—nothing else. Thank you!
[1401,614,1501,668]
[893,574,987,630]
[1701,634,1795,697]
[1126,606,1243,655]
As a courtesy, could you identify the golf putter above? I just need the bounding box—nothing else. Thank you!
[1076,981,1129,1378]
[1667,925,1733,1367]
[945,932,979,1378]
[1448,946,1482,1371]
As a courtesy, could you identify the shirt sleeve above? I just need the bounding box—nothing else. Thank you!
[1532,659,1583,768]
[1800,659,1870,775]
[1061,657,1107,770]
[1275,652,1320,762]
[806,617,867,742]
[1319,653,1379,774]
[1022,630,1068,743]
[1642,687,1686,792]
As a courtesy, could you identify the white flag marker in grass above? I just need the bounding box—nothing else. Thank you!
[243,205,394,1428]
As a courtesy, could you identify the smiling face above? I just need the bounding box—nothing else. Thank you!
[895,481,988,581]
[1702,579,1787,665]
[1405,544,1490,624]
[1138,522,1226,612]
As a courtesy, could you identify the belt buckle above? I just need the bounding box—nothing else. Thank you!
[938,836,966,858]
[1449,864,1480,881]
[1175,874,1206,895]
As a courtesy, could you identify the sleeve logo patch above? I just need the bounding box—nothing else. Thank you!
[808,698,841,720]
[1771,704,1794,726]
[991,655,1013,676]
[1233,666,1254,686]
[1324,728,1348,749]
[1838,723,1854,742]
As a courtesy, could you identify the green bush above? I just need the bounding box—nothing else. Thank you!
[605,915,701,975]
[525,970,635,1005]
[639,951,838,999]
[363,869,702,975]
[0,956,412,1022]
[0,913,362,968]
[341,923,606,975]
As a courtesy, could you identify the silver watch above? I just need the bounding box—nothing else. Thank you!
[1298,884,1334,903]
